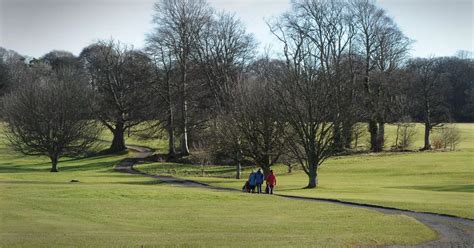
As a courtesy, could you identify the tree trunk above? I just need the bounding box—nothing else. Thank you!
[50,155,59,172]
[166,80,176,158]
[307,169,318,188]
[377,122,385,151]
[306,151,318,188]
[395,124,400,149]
[167,126,176,158]
[342,121,353,149]
[180,62,190,156]
[333,122,344,152]
[167,114,176,158]
[262,166,271,179]
[236,161,241,179]
[260,155,271,178]
[423,122,431,150]
[110,122,126,153]
[368,120,379,152]
[181,100,189,156]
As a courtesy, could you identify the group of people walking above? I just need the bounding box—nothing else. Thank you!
[242,169,277,194]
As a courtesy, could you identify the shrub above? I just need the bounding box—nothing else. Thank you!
[431,135,444,150]
[351,123,366,149]
[441,125,462,151]
[393,122,417,151]
[431,125,462,151]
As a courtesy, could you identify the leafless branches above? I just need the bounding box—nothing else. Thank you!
[1,63,99,172]
[80,40,155,153]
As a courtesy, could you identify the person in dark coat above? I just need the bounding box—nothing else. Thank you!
[248,171,257,193]
[255,169,264,194]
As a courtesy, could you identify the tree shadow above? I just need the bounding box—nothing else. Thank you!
[0,153,120,173]
[118,180,166,186]
[387,184,474,193]
[59,160,117,172]
[0,165,49,173]
[0,180,71,185]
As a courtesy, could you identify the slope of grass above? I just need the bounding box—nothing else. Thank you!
[99,127,168,152]
[0,132,437,247]
[137,123,474,219]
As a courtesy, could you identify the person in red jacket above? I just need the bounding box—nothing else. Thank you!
[266,170,277,194]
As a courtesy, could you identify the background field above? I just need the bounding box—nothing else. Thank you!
[0,129,437,247]
[137,123,474,219]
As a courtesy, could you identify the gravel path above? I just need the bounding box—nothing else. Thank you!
[116,146,474,247]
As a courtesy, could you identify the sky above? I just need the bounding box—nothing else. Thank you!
[0,0,472,58]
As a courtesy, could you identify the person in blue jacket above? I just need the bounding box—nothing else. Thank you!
[255,169,265,194]
[248,171,257,193]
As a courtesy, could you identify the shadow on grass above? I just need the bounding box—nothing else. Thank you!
[387,184,474,193]
[118,180,166,186]
[0,153,122,173]
[87,173,138,177]
[0,180,72,185]
[267,187,309,192]
[0,164,49,173]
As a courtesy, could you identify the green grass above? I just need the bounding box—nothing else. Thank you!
[0,128,439,247]
[352,123,474,151]
[137,123,474,219]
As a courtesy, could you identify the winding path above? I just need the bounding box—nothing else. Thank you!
[116,146,474,248]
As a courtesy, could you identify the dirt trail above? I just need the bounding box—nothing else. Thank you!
[116,146,474,248]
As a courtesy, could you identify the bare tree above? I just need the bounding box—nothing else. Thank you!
[350,0,410,152]
[146,34,179,157]
[80,40,155,153]
[270,0,355,188]
[1,63,99,172]
[431,125,462,151]
[211,58,287,178]
[211,113,244,179]
[393,118,417,151]
[196,11,256,112]
[150,0,212,155]
[232,58,287,176]
[146,8,256,158]
[406,57,450,150]
[440,125,462,151]
[351,123,366,149]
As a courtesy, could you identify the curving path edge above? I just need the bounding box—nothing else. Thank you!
[115,146,474,248]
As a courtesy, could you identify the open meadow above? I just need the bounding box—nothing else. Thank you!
[137,123,474,219]
[0,128,440,247]
[1,123,471,246]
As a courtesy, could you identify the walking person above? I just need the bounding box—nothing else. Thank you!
[248,171,256,193]
[255,169,264,194]
[266,170,277,194]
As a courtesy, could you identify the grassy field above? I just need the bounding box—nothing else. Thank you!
[0,130,437,247]
[137,123,474,219]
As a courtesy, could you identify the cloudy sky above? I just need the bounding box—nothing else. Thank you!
[0,0,472,58]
